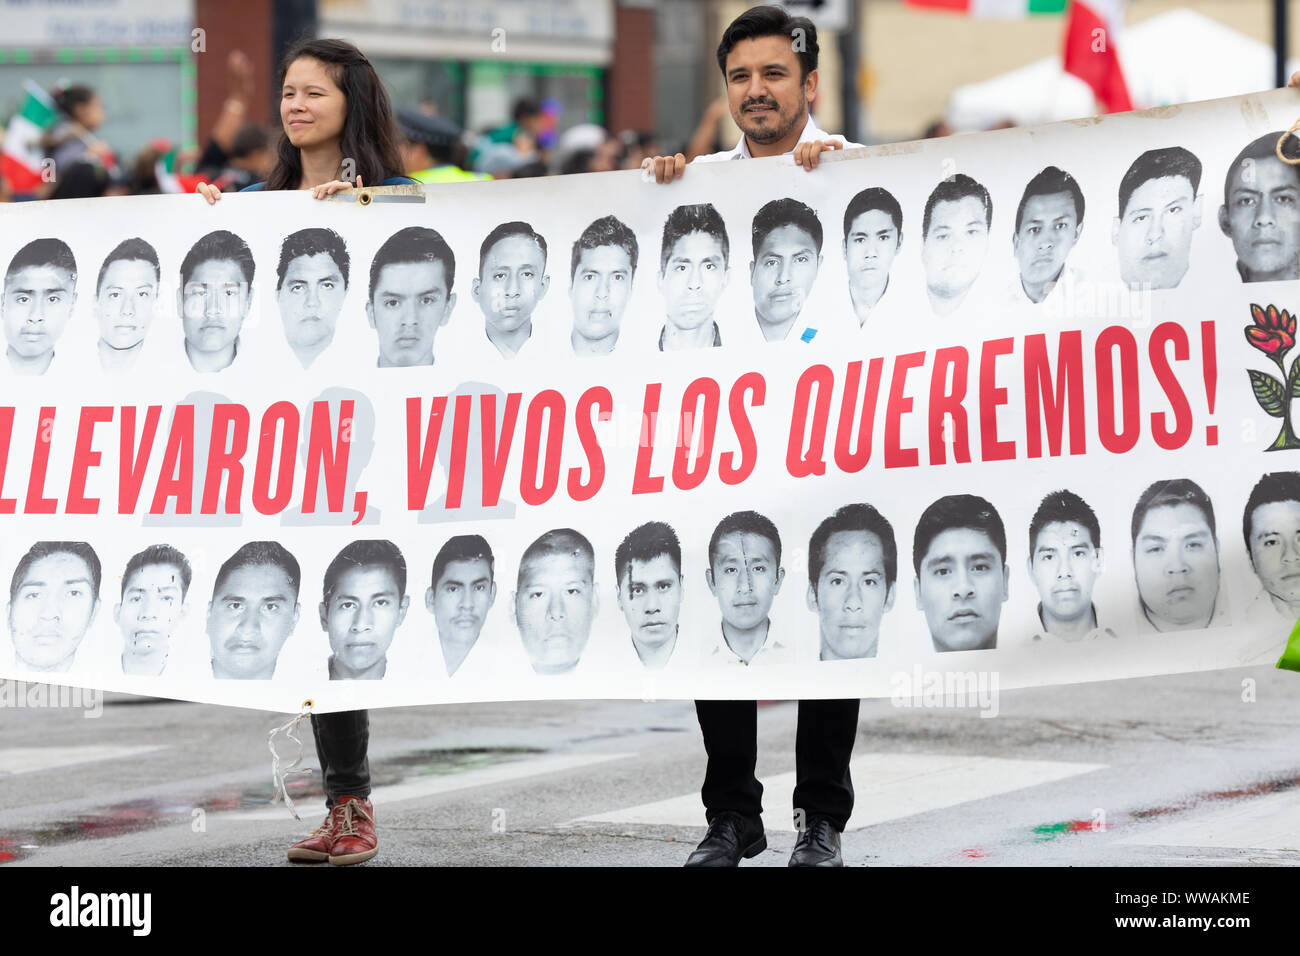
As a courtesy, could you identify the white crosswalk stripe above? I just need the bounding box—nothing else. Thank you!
[569,752,1107,832]
[228,751,637,821]
[0,745,166,776]
[1114,789,1300,851]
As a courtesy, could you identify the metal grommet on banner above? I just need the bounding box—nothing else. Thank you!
[1276,120,1300,165]
[357,189,373,205]
[267,700,316,820]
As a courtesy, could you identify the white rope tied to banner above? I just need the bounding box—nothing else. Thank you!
[267,699,315,821]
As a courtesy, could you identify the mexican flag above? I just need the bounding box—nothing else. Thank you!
[152,141,207,194]
[905,0,1067,13]
[906,0,1133,114]
[1,81,57,193]
[1062,0,1132,113]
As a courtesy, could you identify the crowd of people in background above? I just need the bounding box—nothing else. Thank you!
[0,46,995,204]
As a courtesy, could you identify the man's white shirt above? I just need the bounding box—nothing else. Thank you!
[692,116,861,164]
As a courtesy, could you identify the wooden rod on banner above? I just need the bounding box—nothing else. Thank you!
[334,184,426,205]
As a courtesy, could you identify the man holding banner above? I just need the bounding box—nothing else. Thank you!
[647,3,862,868]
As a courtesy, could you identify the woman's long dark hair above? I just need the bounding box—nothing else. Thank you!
[264,38,405,192]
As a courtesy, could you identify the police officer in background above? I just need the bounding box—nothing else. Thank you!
[396,107,490,185]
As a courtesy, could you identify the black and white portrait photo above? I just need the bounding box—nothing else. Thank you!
[513,528,598,675]
[95,238,160,371]
[921,173,991,315]
[472,221,550,359]
[1242,472,1300,627]
[319,540,410,681]
[1131,478,1222,632]
[1012,167,1084,304]
[3,238,77,376]
[1219,132,1300,282]
[1026,491,1113,642]
[569,215,637,356]
[807,503,897,661]
[426,534,497,677]
[207,541,301,680]
[912,495,1008,652]
[749,197,822,342]
[842,187,902,326]
[658,202,729,350]
[179,229,254,373]
[366,225,456,368]
[276,227,349,368]
[614,521,683,669]
[705,510,786,665]
[8,541,101,673]
[115,544,191,677]
[1113,146,1202,290]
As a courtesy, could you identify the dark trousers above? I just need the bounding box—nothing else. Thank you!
[310,709,371,808]
[694,698,860,831]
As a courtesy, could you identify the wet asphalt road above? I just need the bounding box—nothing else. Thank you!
[2,665,1299,867]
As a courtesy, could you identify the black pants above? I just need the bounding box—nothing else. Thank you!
[694,698,860,831]
[310,709,371,808]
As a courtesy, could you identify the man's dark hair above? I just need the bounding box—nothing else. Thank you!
[513,97,541,122]
[615,522,682,586]
[1029,490,1100,556]
[660,203,729,274]
[96,238,159,294]
[912,495,1007,576]
[843,187,903,242]
[432,534,496,588]
[517,529,595,587]
[1223,132,1300,211]
[478,221,548,278]
[808,503,897,594]
[369,226,456,300]
[122,544,192,599]
[6,238,77,283]
[1242,471,1300,550]
[213,541,301,599]
[180,230,255,288]
[230,123,272,160]
[277,228,350,290]
[708,510,782,568]
[1015,166,1085,233]
[752,197,822,258]
[322,539,406,602]
[1118,146,1202,219]
[571,215,638,280]
[716,4,818,81]
[10,541,101,604]
[923,174,993,239]
[1130,478,1216,546]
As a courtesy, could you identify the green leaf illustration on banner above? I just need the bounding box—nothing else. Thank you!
[1244,304,1300,451]
[1249,369,1286,418]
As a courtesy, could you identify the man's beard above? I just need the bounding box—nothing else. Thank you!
[738,94,806,146]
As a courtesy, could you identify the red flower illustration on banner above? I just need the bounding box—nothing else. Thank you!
[1245,303,1296,357]
[1244,303,1300,451]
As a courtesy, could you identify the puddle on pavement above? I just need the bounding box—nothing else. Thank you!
[0,746,542,864]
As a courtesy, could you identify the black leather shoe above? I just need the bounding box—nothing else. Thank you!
[788,816,843,867]
[684,812,767,867]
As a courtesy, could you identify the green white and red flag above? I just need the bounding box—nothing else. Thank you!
[1,81,57,193]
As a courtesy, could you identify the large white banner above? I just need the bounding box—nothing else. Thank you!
[1,89,1298,713]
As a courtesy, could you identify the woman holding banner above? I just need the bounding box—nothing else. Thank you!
[197,37,413,202]
[197,37,416,868]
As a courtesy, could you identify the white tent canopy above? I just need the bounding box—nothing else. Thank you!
[946,9,1300,131]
